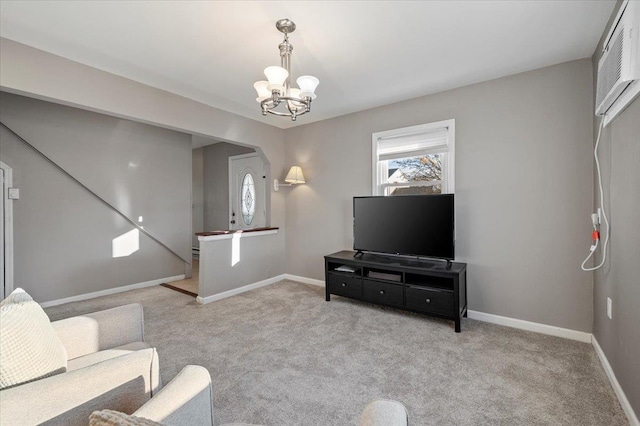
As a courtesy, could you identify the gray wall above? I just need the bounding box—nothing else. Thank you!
[202,142,255,231]
[0,38,287,287]
[284,59,595,332]
[199,232,281,299]
[192,147,204,247]
[592,0,640,415]
[0,92,191,303]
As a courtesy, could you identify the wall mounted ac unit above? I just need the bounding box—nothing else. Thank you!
[595,0,640,116]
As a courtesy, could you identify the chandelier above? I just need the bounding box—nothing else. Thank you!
[253,19,319,121]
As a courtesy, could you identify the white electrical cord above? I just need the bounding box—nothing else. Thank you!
[581,118,610,271]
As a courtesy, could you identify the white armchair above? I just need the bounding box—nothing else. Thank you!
[132,365,214,426]
[0,304,160,425]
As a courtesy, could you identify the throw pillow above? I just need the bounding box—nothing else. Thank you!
[90,410,164,426]
[0,288,67,390]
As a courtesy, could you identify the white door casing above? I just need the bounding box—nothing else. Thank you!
[1,168,4,300]
[229,154,266,230]
[0,161,14,300]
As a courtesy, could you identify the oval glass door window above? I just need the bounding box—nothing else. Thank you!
[241,173,256,225]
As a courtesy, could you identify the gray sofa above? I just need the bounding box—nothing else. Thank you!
[0,303,160,425]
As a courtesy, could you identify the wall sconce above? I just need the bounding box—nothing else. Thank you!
[274,166,305,191]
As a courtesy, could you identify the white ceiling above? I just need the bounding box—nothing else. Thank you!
[0,1,615,129]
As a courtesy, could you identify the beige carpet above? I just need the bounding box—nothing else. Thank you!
[163,259,199,295]
[45,281,627,425]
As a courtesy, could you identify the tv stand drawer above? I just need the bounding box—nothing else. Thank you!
[405,286,453,315]
[363,279,403,307]
[327,273,362,299]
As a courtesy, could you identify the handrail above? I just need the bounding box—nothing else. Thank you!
[0,121,191,264]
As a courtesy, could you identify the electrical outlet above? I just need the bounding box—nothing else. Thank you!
[607,297,612,319]
[591,210,601,227]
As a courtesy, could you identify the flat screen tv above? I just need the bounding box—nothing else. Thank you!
[353,194,454,260]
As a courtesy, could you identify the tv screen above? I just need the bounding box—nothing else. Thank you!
[353,194,454,260]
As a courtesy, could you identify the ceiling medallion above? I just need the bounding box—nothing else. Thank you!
[253,19,319,121]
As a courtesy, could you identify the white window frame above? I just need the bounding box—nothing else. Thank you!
[371,119,455,196]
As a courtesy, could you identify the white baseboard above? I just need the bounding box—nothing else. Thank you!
[278,274,592,344]
[40,269,636,425]
[40,274,186,308]
[195,273,324,305]
[281,274,636,424]
[281,275,591,343]
[196,274,286,304]
[284,274,325,287]
[592,336,640,426]
[467,310,592,343]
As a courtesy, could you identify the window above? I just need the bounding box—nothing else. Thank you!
[241,173,256,225]
[372,119,455,196]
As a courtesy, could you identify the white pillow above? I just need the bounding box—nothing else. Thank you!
[0,288,67,390]
[90,410,164,426]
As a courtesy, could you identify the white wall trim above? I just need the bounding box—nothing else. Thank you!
[38,266,637,425]
[40,274,185,308]
[196,274,286,304]
[592,336,640,426]
[199,270,637,425]
[195,273,324,305]
[278,274,593,343]
[284,274,325,287]
[467,310,592,343]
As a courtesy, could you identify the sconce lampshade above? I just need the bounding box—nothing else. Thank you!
[284,166,305,184]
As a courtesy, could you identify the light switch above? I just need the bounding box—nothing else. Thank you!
[8,188,19,200]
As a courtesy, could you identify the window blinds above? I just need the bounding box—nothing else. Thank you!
[377,127,449,161]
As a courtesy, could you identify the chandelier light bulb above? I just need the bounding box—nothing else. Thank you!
[253,81,271,102]
[288,87,301,99]
[297,75,319,99]
[288,88,302,110]
[264,66,289,93]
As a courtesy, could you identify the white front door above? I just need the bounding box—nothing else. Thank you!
[229,154,266,230]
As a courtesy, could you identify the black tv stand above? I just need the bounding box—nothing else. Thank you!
[325,250,467,332]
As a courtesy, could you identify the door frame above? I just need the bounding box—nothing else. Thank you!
[0,161,14,299]
[228,153,266,230]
